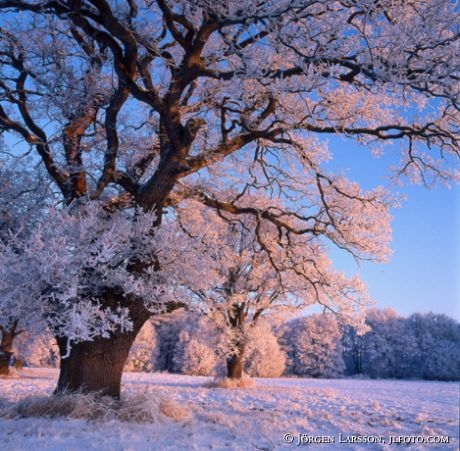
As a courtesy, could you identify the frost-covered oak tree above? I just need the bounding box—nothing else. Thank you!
[243,320,286,378]
[177,202,372,379]
[0,0,458,397]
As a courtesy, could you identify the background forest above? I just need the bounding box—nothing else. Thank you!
[9,308,460,381]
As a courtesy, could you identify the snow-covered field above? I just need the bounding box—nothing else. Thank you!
[0,368,458,451]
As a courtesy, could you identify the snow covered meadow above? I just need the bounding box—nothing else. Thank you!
[0,368,458,451]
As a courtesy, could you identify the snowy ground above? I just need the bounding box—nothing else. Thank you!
[0,368,458,451]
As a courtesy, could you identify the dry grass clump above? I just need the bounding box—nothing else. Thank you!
[0,392,190,424]
[0,392,118,421]
[205,377,255,389]
[158,398,190,422]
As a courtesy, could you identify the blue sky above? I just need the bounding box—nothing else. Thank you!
[325,138,460,321]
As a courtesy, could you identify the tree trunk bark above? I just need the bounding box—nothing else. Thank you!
[225,301,247,379]
[226,344,245,379]
[0,321,22,376]
[54,294,151,399]
[0,350,12,376]
[55,332,137,398]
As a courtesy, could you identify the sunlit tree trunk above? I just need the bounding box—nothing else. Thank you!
[0,349,13,376]
[225,301,247,379]
[226,342,245,379]
[55,332,139,398]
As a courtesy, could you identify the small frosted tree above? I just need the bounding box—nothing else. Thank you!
[174,332,220,376]
[12,323,59,369]
[280,313,345,378]
[171,313,221,376]
[124,320,158,372]
[244,320,286,378]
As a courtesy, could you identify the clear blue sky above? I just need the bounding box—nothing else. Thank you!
[326,138,460,321]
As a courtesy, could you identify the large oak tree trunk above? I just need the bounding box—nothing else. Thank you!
[54,293,151,399]
[55,332,137,398]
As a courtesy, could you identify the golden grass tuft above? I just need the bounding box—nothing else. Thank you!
[205,376,256,389]
[0,391,191,423]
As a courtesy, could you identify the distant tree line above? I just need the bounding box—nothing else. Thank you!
[9,309,459,381]
[342,309,460,381]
